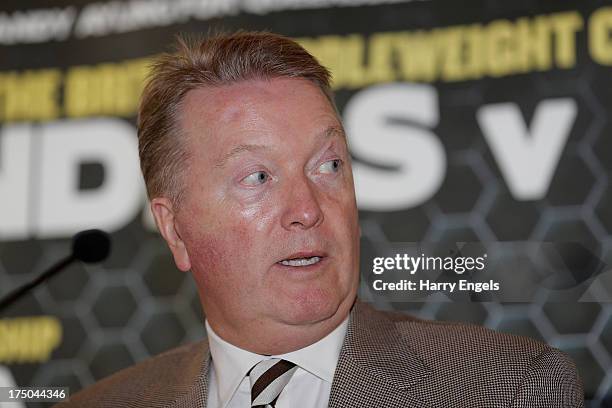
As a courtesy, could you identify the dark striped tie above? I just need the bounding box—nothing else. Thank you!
[248,359,297,408]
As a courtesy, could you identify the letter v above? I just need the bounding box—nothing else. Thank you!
[476,98,577,200]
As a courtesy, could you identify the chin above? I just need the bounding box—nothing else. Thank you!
[279,288,346,326]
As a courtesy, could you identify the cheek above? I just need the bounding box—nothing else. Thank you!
[185,221,261,285]
[323,189,360,264]
[186,234,226,285]
[324,187,358,230]
[182,195,264,261]
[231,189,280,234]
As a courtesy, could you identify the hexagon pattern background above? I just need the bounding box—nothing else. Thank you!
[0,0,611,407]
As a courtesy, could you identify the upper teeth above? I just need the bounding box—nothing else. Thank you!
[280,257,321,266]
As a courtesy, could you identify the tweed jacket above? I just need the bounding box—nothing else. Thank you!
[57,301,584,407]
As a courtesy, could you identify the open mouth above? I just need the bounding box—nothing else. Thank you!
[278,256,322,267]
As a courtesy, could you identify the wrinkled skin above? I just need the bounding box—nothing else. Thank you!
[152,78,360,354]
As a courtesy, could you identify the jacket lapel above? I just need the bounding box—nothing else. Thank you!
[328,301,432,408]
[169,339,211,408]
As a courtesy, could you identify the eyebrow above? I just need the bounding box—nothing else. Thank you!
[214,144,268,169]
[324,125,346,140]
[214,125,346,169]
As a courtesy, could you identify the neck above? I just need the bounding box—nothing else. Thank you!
[204,299,354,355]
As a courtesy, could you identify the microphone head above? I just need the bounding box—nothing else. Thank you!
[72,229,111,263]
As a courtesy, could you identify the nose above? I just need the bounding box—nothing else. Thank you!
[280,176,324,231]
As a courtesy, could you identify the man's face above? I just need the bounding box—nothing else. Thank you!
[169,78,360,343]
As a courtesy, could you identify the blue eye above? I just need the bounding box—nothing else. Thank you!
[319,159,341,174]
[241,171,269,186]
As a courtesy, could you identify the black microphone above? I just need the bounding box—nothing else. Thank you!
[0,229,111,314]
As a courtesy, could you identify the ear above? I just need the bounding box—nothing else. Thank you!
[150,197,191,272]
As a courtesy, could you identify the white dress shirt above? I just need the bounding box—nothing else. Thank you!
[205,317,349,408]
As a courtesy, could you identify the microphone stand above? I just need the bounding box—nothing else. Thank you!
[0,229,110,315]
[0,255,75,313]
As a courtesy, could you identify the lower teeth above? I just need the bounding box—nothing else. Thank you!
[280,256,321,266]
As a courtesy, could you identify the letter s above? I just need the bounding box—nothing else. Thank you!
[343,83,446,211]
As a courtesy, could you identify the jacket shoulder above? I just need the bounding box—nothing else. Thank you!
[374,306,549,355]
[356,303,556,368]
[369,305,584,407]
[54,340,208,408]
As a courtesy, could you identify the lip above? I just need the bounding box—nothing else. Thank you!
[279,251,327,262]
[273,255,329,274]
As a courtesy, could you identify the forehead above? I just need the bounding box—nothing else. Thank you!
[178,78,340,156]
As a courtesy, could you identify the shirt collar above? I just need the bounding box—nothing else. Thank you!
[276,317,348,383]
[205,320,262,407]
[205,316,349,407]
